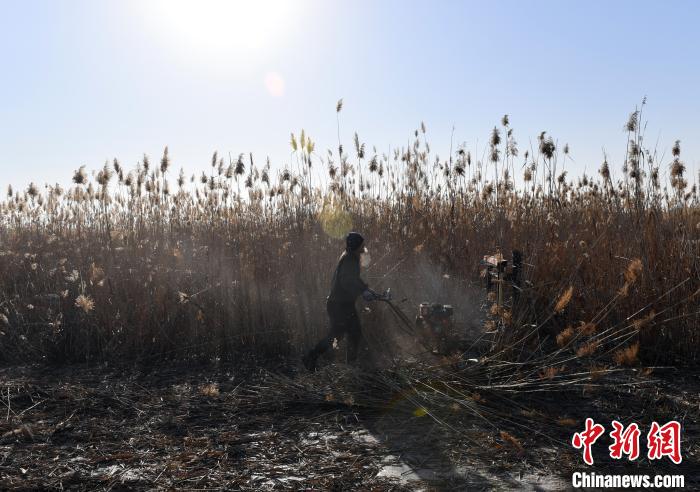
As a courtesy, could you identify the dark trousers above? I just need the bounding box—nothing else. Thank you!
[311,300,362,362]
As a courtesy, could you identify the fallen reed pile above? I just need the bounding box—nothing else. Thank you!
[0,363,413,490]
[1,343,698,488]
[249,341,699,485]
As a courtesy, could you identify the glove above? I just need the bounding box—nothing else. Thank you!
[362,289,378,302]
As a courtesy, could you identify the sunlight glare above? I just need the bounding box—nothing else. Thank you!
[139,0,295,65]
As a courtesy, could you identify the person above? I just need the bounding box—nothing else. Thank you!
[302,232,380,371]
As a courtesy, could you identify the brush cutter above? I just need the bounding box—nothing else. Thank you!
[374,289,459,356]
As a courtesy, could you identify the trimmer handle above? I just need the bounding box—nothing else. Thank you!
[377,288,392,302]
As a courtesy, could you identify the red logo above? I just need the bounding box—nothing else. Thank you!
[647,421,682,464]
[572,418,605,465]
[609,420,641,460]
[572,419,683,465]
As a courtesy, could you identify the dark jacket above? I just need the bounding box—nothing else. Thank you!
[327,251,368,304]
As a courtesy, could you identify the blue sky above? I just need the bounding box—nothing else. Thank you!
[1,0,699,192]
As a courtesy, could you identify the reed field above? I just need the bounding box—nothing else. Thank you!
[1,103,699,489]
[1,103,697,368]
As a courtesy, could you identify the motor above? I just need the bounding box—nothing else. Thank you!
[375,291,459,356]
[415,302,456,354]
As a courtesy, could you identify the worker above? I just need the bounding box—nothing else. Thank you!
[302,232,380,371]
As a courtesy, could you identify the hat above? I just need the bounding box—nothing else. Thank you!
[346,232,364,252]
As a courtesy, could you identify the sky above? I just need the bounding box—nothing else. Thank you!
[1,0,699,193]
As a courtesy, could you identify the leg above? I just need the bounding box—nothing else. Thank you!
[304,302,349,370]
[310,327,345,359]
[345,307,362,363]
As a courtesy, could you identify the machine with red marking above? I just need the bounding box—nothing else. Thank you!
[415,302,456,354]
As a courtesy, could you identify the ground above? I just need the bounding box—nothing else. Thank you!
[0,360,698,491]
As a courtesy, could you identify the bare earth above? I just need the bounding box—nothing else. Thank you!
[0,361,698,491]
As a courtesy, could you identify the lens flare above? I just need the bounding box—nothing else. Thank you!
[319,199,352,240]
[264,72,285,97]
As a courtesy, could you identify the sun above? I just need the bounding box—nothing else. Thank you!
[138,0,294,64]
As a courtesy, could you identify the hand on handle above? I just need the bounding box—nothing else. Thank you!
[362,289,378,302]
[363,288,392,302]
